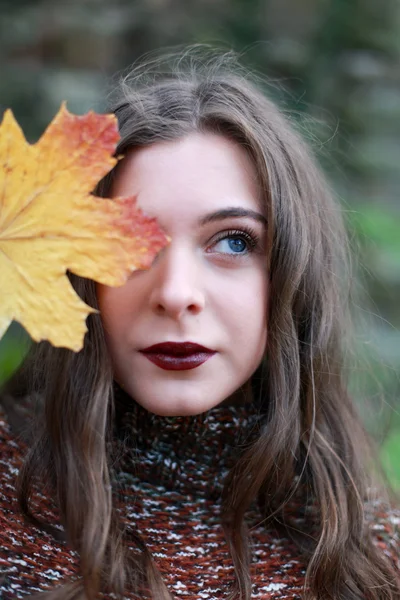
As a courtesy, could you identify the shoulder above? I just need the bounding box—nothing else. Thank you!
[366,496,400,570]
[0,405,26,480]
[0,406,78,598]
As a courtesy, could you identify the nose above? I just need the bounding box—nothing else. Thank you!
[148,246,205,320]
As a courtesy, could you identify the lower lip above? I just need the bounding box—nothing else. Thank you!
[140,352,216,371]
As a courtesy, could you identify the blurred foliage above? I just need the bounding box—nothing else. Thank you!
[0,323,30,387]
[0,0,399,483]
[381,431,400,489]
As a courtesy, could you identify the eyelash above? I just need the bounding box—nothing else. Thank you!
[210,226,260,256]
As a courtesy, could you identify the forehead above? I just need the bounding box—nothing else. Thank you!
[111,132,263,225]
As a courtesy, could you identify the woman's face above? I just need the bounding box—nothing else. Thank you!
[97,132,269,416]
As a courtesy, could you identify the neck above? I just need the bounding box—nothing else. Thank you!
[113,381,264,499]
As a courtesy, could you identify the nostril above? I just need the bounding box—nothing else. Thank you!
[188,303,200,313]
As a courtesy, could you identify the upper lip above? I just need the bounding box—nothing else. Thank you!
[140,342,215,355]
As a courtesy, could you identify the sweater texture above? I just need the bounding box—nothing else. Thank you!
[0,386,399,599]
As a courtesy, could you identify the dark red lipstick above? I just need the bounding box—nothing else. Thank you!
[140,342,216,371]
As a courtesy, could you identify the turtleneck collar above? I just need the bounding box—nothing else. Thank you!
[113,381,265,500]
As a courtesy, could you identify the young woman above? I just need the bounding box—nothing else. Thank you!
[0,49,399,599]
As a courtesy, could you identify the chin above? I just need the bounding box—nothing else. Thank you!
[136,395,224,417]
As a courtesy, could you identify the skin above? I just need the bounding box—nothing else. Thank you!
[97,132,269,416]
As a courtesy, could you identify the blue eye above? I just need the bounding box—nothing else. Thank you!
[210,228,258,256]
[216,236,248,254]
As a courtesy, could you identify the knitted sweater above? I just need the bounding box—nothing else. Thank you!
[0,389,399,599]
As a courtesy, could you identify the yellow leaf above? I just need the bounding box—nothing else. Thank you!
[0,104,168,352]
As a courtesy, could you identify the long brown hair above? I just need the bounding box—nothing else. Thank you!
[1,47,399,600]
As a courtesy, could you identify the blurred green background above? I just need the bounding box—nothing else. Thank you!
[0,0,399,484]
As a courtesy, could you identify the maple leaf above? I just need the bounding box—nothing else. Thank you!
[0,104,168,352]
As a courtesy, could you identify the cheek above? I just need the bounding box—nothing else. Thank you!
[218,272,268,346]
[96,285,130,340]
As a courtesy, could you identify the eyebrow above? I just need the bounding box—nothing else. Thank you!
[198,207,267,227]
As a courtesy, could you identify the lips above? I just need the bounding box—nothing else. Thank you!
[141,342,214,355]
[139,342,216,371]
